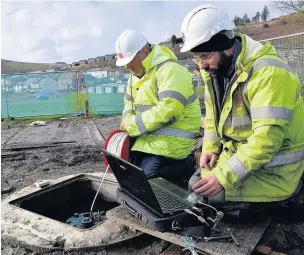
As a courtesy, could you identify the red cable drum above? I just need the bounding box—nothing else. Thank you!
[103,130,130,172]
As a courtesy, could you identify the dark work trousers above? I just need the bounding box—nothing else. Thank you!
[131,151,195,188]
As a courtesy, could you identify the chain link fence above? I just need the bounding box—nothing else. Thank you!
[260,32,304,88]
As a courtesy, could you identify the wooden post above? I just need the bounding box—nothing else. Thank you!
[85,100,89,117]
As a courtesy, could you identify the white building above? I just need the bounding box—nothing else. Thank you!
[86,70,108,78]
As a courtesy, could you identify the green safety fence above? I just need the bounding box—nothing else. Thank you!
[1,71,128,118]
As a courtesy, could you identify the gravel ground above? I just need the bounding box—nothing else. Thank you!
[1,116,303,255]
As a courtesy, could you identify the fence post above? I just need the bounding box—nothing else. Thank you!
[85,71,88,116]
[85,100,89,117]
[4,75,10,119]
[76,71,81,114]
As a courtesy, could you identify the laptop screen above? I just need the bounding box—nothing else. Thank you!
[102,149,163,214]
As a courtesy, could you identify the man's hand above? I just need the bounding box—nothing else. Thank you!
[200,152,218,170]
[192,174,223,197]
[120,120,128,131]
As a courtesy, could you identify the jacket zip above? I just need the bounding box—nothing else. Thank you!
[220,73,239,111]
[208,73,239,143]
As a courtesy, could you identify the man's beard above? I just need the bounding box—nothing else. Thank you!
[205,52,233,77]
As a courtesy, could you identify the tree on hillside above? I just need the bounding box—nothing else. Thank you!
[233,15,238,24]
[252,11,261,23]
[256,11,261,22]
[261,5,270,21]
[233,15,244,25]
[243,13,251,23]
[272,0,304,14]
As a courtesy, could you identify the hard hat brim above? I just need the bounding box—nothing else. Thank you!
[115,54,136,67]
[180,34,211,53]
[180,43,194,53]
[180,39,204,53]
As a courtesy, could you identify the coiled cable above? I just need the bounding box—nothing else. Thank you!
[106,132,128,157]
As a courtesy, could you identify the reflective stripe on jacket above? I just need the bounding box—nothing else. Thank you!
[122,44,201,159]
[201,33,304,202]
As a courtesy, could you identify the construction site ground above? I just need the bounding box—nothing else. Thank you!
[1,116,304,255]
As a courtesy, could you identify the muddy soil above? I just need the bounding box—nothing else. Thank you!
[1,117,118,199]
[1,117,304,255]
[1,235,175,255]
[1,117,184,255]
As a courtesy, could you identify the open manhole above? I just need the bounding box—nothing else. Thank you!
[9,174,119,229]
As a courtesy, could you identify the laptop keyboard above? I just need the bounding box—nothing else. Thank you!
[150,184,191,211]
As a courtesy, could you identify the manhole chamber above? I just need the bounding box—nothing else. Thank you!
[9,174,119,229]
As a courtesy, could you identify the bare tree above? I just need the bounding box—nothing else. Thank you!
[272,0,304,14]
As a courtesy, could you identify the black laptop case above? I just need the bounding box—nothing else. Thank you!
[102,148,208,234]
[116,187,203,232]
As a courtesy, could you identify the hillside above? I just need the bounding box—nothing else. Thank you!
[1,13,304,75]
[1,60,64,75]
[235,12,304,40]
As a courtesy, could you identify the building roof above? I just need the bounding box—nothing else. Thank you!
[23,78,40,86]
[39,78,57,86]
[58,72,74,80]
[102,66,116,72]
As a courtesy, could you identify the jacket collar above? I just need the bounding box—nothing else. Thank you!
[235,33,278,72]
[141,44,178,73]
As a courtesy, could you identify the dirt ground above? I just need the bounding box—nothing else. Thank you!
[1,116,304,255]
[1,117,180,255]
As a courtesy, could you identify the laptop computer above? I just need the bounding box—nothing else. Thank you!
[101,148,193,217]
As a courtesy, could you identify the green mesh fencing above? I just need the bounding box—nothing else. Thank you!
[85,71,127,115]
[88,93,124,115]
[1,70,128,118]
[1,71,87,118]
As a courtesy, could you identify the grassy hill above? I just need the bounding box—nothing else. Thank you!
[235,12,304,40]
[1,60,58,74]
[1,13,304,75]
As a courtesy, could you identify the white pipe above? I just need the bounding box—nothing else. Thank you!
[259,32,304,42]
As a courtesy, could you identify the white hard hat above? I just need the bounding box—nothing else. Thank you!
[180,4,235,52]
[115,29,148,67]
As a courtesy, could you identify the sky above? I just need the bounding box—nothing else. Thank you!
[1,1,283,64]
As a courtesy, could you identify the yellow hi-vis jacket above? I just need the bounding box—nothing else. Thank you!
[121,44,201,159]
[201,33,304,202]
